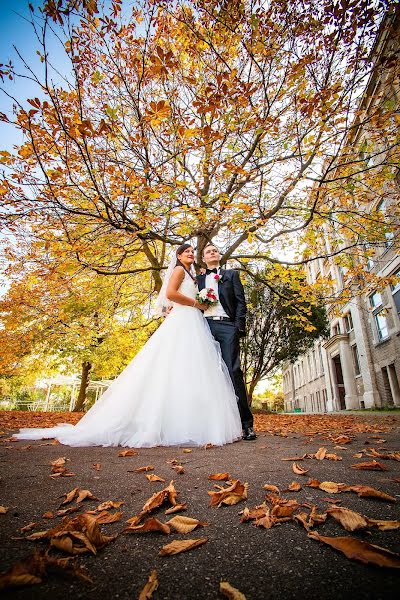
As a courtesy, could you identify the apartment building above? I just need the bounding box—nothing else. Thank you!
[283,6,400,412]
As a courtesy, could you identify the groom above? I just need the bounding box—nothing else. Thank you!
[197,244,256,441]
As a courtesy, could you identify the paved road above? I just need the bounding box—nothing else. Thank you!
[0,416,399,599]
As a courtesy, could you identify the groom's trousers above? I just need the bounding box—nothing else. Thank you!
[206,318,253,429]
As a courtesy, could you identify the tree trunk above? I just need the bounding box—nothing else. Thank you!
[247,380,258,408]
[73,361,92,412]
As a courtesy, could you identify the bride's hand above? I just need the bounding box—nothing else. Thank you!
[194,300,205,311]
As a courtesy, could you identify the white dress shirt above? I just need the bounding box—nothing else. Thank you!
[203,267,230,318]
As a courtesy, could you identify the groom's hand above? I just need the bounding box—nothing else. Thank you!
[199,268,206,275]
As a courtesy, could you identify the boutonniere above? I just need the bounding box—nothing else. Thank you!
[214,273,223,283]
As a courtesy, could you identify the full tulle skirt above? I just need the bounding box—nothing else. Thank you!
[15,305,242,447]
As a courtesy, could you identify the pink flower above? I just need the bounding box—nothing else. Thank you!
[214,274,222,282]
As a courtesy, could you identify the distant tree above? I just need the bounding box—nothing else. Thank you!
[242,273,329,403]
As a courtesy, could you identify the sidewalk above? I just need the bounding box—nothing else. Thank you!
[0,413,399,599]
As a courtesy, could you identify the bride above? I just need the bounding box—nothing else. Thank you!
[15,244,242,447]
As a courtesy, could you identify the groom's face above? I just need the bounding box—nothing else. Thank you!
[203,245,221,267]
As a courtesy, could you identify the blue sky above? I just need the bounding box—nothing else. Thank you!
[0,0,70,151]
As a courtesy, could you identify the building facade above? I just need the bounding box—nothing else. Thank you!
[283,7,400,412]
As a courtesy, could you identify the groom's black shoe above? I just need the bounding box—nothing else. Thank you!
[242,426,257,441]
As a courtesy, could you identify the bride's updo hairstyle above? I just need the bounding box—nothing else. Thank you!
[175,243,196,281]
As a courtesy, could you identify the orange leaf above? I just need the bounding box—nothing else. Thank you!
[308,532,400,568]
[164,503,187,515]
[350,461,388,471]
[209,473,230,481]
[20,523,37,533]
[118,449,137,457]
[95,511,123,524]
[159,537,208,556]
[124,517,170,535]
[286,481,302,492]
[366,519,400,531]
[348,485,396,502]
[97,501,124,511]
[327,507,369,532]
[314,447,327,460]
[263,484,280,493]
[292,462,309,475]
[135,466,154,472]
[172,465,185,474]
[166,516,208,534]
[139,569,158,600]
[208,480,248,507]
[220,580,247,599]
[146,474,165,482]
[76,489,98,503]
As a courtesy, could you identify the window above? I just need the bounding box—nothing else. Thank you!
[344,312,354,332]
[369,291,389,341]
[376,200,395,249]
[319,345,325,374]
[391,270,400,316]
[338,267,345,289]
[332,323,341,336]
[351,344,361,376]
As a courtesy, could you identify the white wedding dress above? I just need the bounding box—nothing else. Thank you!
[15,272,242,447]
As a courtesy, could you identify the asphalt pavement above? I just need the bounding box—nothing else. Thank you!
[0,415,399,599]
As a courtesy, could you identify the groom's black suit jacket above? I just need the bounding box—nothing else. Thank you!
[197,268,247,336]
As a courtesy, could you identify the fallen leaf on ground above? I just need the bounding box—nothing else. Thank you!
[0,549,92,590]
[50,457,67,467]
[292,462,309,475]
[366,519,400,531]
[61,488,79,505]
[286,482,302,492]
[97,501,124,511]
[308,532,400,568]
[95,511,123,525]
[314,447,327,460]
[208,480,248,508]
[20,523,37,533]
[146,474,165,482]
[263,484,280,493]
[159,537,208,556]
[164,503,187,515]
[327,507,369,532]
[240,504,268,523]
[139,569,158,600]
[135,466,154,473]
[209,473,230,481]
[350,461,388,471]
[319,481,344,494]
[281,454,307,461]
[220,580,247,599]
[92,464,101,471]
[124,518,170,535]
[0,506,8,514]
[166,516,208,534]
[56,506,80,517]
[172,465,185,474]
[118,449,137,457]
[42,512,54,519]
[182,449,192,454]
[347,485,396,502]
[76,489,98,503]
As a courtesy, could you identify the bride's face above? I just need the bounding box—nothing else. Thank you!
[178,246,195,267]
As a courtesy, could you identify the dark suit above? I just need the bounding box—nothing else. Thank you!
[197,269,253,429]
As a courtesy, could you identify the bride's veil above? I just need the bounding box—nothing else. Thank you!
[154,256,176,316]
[154,252,196,317]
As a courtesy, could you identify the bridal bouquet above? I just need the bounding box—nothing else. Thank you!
[196,288,218,307]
